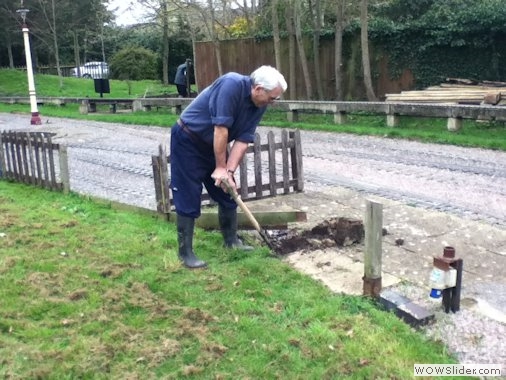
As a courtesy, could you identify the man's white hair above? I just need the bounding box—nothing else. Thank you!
[250,65,288,92]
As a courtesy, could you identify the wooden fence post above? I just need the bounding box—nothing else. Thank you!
[59,145,70,194]
[152,144,171,215]
[363,200,383,297]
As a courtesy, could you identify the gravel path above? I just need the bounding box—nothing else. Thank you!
[1,113,505,375]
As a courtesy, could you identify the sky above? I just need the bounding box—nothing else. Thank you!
[107,0,145,26]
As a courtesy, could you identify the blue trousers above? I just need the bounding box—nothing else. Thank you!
[170,122,237,218]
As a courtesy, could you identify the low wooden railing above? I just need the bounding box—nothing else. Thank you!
[3,96,505,131]
[0,131,69,193]
[152,129,304,214]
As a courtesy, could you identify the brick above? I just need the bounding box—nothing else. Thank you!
[396,301,435,327]
[379,289,411,311]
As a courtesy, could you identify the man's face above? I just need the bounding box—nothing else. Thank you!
[251,85,283,107]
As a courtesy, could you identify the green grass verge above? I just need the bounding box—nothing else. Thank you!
[0,68,175,98]
[0,181,465,379]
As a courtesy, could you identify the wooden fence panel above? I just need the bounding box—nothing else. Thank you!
[0,131,68,192]
[153,130,304,214]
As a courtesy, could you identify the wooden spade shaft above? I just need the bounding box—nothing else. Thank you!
[221,177,275,251]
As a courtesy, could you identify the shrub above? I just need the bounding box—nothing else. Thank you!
[109,47,158,81]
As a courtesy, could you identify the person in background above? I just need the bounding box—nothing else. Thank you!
[174,60,190,97]
[170,65,287,268]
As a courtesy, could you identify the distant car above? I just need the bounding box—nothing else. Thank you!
[71,61,109,79]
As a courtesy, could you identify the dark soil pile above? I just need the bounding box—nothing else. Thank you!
[270,217,364,255]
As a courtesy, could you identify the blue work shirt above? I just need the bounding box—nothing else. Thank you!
[180,72,266,145]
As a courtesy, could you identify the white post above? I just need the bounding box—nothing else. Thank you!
[17,7,41,125]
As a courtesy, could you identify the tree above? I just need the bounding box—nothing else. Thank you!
[207,0,223,75]
[309,0,323,99]
[284,3,296,99]
[110,46,158,81]
[360,0,377,100]
[334,0,345,100]
[270,0,282,81]
[292,0,313,99]
[0,0,21,68]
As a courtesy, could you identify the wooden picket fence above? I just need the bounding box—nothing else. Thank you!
[0,130,70,193]
[152,129,304,213]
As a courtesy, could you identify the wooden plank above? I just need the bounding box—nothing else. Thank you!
[20,133,30,184]
[253,133,262,199]
[267,131,276,196]
[239,155,248,200]
[4,132,14,178]
[40,133,51,189]
[152,154,164,213]
[46,134,58,190]
[290,130,304,192]
[0,131,5,178]
[195,210,307,230]
[281,130,289,194]
[27,133,37,185]
[14,132,23,182]
[158,145,171,214]
[33,133,43,187]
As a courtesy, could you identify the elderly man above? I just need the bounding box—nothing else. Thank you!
[170,65,287,268]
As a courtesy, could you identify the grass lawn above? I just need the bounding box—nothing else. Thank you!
[0,181,465,379]
[0,69,174,99]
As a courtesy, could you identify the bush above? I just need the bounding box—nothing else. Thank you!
[109,47,158,81]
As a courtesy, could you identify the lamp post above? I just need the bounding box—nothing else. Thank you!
[17,3,41,125]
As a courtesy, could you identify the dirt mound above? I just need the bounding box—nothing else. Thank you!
[270,217,364,255]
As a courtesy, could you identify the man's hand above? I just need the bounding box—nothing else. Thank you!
[211,168,236,193]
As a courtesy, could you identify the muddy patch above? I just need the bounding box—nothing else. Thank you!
[269,217,364,255]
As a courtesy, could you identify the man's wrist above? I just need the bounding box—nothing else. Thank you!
[227,169,235,175]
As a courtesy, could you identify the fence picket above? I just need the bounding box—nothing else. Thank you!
[27,134,37,185]
[47,134,58,190]
[20,133,30,183]
[290,130,304,192]
[281,130,290,194]
[267,131,276,196]
[14,132,23,181]
[253,133,262,198]
[239,155,248,199]
[33,133,43,186]
[0,132,4,177]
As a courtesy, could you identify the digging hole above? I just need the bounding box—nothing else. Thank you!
[267,217,364,255]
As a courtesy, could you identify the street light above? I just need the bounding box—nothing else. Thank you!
[17,2,41,125]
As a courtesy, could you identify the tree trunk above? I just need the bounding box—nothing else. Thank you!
[49,0,63,87]
[7,34,14,68]
[162,0,169,85]
[360,0,377,101]
[271,0,282,73]
[72,32,81,76]
[309,0,324,99]
[334,0,344,100]
[208,0,223,76]
[293,1,313,99]
[284,5,296,100]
